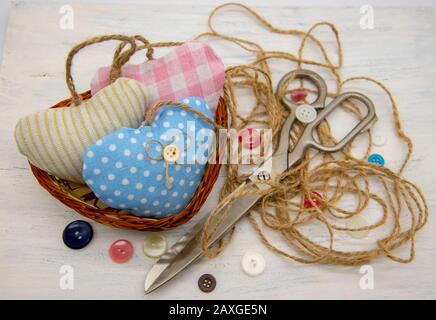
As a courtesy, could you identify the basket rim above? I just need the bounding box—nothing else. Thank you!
[29,90,228,231]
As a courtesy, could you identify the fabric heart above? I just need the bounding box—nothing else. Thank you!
[82,96,215,218]
[15,78,148,182]
[90,40,224,113]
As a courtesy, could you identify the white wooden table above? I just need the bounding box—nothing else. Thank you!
[1,1,435,300]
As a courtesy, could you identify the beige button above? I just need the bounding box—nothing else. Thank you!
[143,234,168,258]
[241,251,266,276]
[372,133,387,147]
[163,145,180,162]
[295,104,317,124]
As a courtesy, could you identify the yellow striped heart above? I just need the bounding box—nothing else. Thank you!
[15,78,148,183]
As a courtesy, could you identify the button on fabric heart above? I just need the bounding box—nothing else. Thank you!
[82,97,214,218]
[91,40,225,114]
[163,145,180,162]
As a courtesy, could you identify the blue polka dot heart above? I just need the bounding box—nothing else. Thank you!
[82,97,215,218]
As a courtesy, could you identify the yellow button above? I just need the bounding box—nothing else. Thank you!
[143,234,168,258]
[163,145,180,162]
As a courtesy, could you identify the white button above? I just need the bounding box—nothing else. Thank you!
[372,133,387,146]
[346,216,369,239]
[163,145,180,162]
[143,234,168,258]
[241,251,266,276]
[295,104,317,124]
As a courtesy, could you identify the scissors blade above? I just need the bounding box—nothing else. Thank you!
[145,182,262,294]
[144,219,205,294]
[144,108,301,294]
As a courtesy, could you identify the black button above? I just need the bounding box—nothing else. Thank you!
[198,274,216,293]
[62,220,93,249]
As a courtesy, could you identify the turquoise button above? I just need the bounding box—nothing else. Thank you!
[368,153,385,166]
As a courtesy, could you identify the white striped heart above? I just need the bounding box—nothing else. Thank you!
[15,78,148,182]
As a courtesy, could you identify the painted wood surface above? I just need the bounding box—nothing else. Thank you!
[0,1,435,299]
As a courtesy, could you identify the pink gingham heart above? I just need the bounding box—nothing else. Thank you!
[91,40,224,113]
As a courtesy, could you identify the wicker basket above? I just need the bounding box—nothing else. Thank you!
[27,35,228,231]
[30,92,227,231]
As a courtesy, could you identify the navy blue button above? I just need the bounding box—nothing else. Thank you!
[63,220,93,249]
[368,153,385,166]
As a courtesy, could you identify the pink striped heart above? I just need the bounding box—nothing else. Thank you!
[91,40,225,113]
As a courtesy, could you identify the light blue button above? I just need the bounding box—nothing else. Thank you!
[368,153,385,166]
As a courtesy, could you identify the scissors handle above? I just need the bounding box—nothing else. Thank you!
[304,92,377,153]
[277,69,328,111]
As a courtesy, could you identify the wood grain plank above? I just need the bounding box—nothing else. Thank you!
[0,1,435,299]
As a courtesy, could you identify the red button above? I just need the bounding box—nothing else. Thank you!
[239,128,262,150]
[109,239,134,263]
[303,191,323,208]
[290,89,307,103]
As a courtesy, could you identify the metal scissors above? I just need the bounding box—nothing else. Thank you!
[144,69,377,294]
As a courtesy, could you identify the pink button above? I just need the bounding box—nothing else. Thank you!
[239,128,262,150]
[289,88,307,103]
[109,239,134,263]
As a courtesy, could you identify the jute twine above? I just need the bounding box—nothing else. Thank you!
[192,3,427,265]
[77,2,427,264]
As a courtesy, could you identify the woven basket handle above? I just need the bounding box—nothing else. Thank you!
[65,34,138,106]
